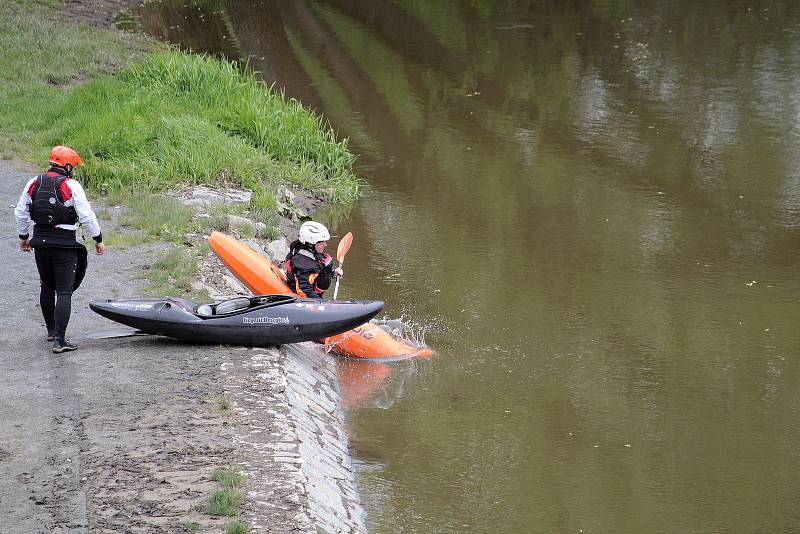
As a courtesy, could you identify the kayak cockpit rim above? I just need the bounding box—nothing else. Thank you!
[193,294,297,318]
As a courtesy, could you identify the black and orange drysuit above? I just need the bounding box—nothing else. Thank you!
[284,246,334,299]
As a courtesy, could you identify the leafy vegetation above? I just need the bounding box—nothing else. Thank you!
[117,194,196,242]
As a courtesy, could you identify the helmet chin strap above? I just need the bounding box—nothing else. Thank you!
[49,163,74,177]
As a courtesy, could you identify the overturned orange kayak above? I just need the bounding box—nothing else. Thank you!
[208,232,433,359]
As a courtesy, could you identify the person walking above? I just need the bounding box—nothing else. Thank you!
[284,221,343,299]
[14,146,105,353]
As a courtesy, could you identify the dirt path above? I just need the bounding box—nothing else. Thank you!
[0,161,239,531]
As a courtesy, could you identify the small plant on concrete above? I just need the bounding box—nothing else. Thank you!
[211,467,244,488]
[208,467,245,517]
[217,396,231,415]
[208,488,242,516]
[180,521,200,532]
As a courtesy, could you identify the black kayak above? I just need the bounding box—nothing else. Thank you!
[89,294,384,346]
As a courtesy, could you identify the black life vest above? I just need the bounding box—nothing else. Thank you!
[29,173,78,227]
[284,244,332,297]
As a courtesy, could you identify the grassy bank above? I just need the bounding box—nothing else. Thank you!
[0,0,360,214]
[2,0,360,302]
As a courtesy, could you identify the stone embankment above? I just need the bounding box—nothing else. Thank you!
[184,184,370,533]
[221,344,367,533]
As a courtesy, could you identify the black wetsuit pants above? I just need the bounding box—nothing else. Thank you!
[34,247,77,342]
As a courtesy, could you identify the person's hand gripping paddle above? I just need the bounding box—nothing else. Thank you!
[333,232,353,299]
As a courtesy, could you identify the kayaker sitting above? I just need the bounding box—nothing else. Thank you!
[285,221,343,299]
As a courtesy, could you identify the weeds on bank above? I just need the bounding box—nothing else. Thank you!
[117,195,195,242]
[217,396,231,416]
[48,52,359,203]
[251,189,278,220]
[208,467,245,517]
[227,521,250,534]
[136,247,209,302]
[180,521,199,532]
[212,467,244,488]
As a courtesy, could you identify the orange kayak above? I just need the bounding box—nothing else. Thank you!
[208,232,434,359]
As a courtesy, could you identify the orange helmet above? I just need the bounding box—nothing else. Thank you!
[49,146,83,168]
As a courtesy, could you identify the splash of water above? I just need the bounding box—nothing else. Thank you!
[372,314,431,349]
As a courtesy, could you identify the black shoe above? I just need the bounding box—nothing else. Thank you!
[52,339,77,353]
[47,330,55,342]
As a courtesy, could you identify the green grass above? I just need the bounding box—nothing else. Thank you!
[208,489,242,517]
[136,246,208,301]
[208,467,245,516]
[180,521,200,532]
[227,522,250,534]
[0,1,156,160]
[258,224,279,241]
[240,226,256,239]
[47,51,360,202]
[251,189,278,221]
[1,1,360,205]
[211,467,244,489]
[102,230,150,249]
[95,208,114,221]
[117,194,195,242]
[216,396,231,416]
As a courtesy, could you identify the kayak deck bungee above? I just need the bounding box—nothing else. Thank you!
[90,294,383,346]
[207,231,434,359]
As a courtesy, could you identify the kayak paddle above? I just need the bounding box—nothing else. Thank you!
[333,232,353,299]
[85,328,149,339]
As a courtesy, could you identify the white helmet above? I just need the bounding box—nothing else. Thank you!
[298,221,330,244]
